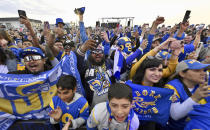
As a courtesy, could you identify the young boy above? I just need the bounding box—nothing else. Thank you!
[49,75,89,129]
[87,83,139,130]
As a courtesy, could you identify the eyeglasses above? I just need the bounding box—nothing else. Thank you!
[146,56,156,60]
[24,55,42,62]
[91,49,103,55]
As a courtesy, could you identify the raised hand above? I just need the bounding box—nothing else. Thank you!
[101,32,110,42]
[180,21,189,31]
[19,16,31,29]
[140,39,148,50]
[191,82,210,103]
[171,41,184,57]
[49,106,62,122]
[80,39,96,52]
[153,16,165,26]
[156,37,176,51]
[169,25,177,36]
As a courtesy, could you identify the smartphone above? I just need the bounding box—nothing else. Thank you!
[18,10,27,19]
[44,21,50,29]
[92,34,102,46]
[195,42,203,58]
[198,24,205,30]
[182,10,191,23]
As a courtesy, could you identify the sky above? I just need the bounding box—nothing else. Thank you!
[0,0,209,27]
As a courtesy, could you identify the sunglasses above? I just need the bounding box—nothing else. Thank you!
[64,45,71,49]
[146,56,163,61]
[91,49,103,54]
[24,55,42,62]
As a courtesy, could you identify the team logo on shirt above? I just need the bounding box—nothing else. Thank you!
[88,79,110,96]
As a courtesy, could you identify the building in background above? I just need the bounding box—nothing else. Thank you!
[0,17,42,30]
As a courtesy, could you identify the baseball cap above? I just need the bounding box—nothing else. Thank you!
[152,37,162,43]
[155,51,171,60]
[55,18,65,25]
[175,59,210,75]
[63,40,75,49]
[21,47,45,58]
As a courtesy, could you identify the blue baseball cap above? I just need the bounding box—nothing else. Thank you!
[55,18,65,25]
[175,59,210,75]
[21,47,45,58]
[156,51,171,60]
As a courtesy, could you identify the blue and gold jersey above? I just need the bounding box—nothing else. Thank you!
[165,79,207,130]
[49,93,89,128]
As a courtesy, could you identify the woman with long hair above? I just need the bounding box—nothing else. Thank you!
[129,38,183,130]
[0,29,17,72]
[0,47,8,73]
[165,59,210,130]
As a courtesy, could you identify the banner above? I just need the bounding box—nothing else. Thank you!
[126,80,173,125]
[185,97,210,130]
[0,51,85,129]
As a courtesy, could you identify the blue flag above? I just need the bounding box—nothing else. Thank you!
[0,51,85,129]
[184,97,210,130]
[125,80,173,125]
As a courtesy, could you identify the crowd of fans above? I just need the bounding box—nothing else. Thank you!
[0,7,210,130]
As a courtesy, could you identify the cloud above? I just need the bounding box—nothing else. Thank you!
[0,0,209,26]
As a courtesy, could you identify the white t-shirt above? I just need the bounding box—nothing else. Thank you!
[0,65,8,74]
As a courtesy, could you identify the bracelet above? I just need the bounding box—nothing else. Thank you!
[77,47,85,56]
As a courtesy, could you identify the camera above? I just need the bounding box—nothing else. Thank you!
[91,34,102,46]
[74,7,85,15]
[18,10,27,19]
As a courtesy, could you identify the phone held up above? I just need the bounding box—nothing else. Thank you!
[182,10,191,24]
[18,10,27,19]
[44,21,50,30]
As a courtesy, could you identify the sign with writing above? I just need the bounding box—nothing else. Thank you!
[126,80,173,125]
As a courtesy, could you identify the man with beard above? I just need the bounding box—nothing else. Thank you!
[8,47,52,74]
[81,44,116,109]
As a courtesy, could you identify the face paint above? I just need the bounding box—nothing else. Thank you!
[124,42,132,54]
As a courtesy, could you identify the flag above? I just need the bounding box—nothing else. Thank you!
[184,101,210,130]
[113,49,124,80]
[125,80,173,125]
[0,51,85,129]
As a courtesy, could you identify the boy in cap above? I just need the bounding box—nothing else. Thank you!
[8,47,51,74]
[55,18,65,28]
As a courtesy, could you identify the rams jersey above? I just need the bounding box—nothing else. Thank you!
[49,93,89,128]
